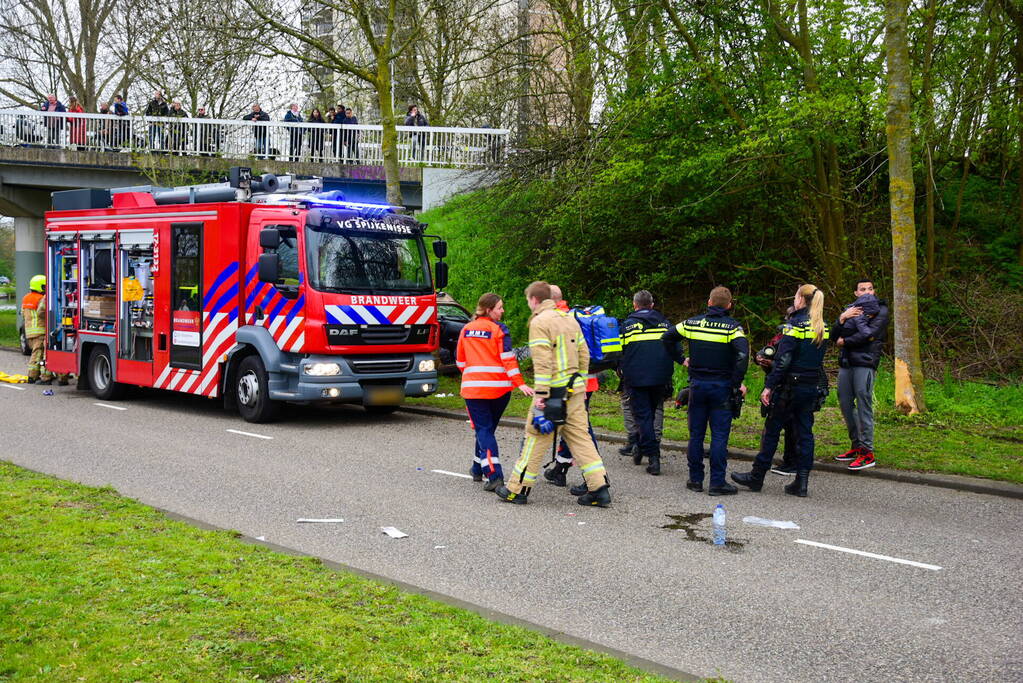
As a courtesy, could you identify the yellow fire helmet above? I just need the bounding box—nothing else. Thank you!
[29,274,46,293]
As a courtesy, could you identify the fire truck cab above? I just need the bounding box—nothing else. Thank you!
[43,168,448,422]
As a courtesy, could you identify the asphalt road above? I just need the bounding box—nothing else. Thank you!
[1,348,1021,682]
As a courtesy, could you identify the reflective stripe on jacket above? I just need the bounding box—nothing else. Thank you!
[456,316,524,399]
[528,299,588,397]
[21,291,46,337]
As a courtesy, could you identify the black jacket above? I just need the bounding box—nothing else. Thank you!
[620,308,682,388]
[145,98,169,117]
[765,308,828,389]
[663,305,749,387]
[830,296,889,369]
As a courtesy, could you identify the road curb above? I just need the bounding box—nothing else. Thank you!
[156,508,700,682]
[400,404,1023,501]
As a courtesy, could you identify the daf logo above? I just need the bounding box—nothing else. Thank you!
[330,328,357,336]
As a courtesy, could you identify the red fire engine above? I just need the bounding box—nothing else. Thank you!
[43,168,448,422]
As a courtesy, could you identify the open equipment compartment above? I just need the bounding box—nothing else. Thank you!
[118,231,155,361]
[80,238,116,332]
[48,234,79,352]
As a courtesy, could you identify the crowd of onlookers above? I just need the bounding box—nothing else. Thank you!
[19,90,436,162]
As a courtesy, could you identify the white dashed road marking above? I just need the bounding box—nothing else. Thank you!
[1,384,26,391]
[93,402,127,411]
[431,469,473,479]
[796,539,942,571]
[226,429,273,440]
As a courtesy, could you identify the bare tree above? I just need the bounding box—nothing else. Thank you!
[239,0,432,206]
[133,0,279,118]
[0,0,154,110]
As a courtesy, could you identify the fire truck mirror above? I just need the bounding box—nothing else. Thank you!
[259,227,280,250]
[434,260,449,291]
[258,253,280,284]
[432,240,447,259]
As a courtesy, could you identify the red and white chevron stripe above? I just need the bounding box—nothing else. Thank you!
[153,311,239,398]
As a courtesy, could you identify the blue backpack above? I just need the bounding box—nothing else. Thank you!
[572,305,623,369]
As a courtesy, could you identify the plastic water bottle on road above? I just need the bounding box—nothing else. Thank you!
[713,504,726,546]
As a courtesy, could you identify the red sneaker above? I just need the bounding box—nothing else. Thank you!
[835,448,861,462]
[848,452,876,470]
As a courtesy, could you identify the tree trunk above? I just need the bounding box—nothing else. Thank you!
[920,0,937,297]
[885,0,926,413]
[376,61,404,208]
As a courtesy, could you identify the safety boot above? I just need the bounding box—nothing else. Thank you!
[645,454,661,476]
[543,462,569,487]
[483,477,504,492]
[470,470,483,483]
[494,484,529,504]
[731,462,769,492]
[569,481,587,496]
[784,470,810,497]
[36,378,53,386]
[576,484,611,507]
[619,435,638,458]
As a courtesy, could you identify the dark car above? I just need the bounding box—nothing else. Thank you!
[436,293,471,374]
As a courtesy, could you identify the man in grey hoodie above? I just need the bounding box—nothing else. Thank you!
[831,279,890,471]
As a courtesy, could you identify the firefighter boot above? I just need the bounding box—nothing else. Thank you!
[569,481,587,496]
[494,484,529,505]
[543,462,570,487]
[577,484,612,508]
[784,469,810,497]
[731,462,769,492]
[483,477,504,492]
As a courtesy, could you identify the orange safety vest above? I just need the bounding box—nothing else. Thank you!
[456,316,525,399]
[21,291,46,337]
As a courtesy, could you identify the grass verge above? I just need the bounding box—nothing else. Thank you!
[410,366,1023,485]
[0,309,18,349]
[0,461,670,682]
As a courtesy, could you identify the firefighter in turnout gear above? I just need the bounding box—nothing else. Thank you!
[495,282,611,507]
[662,286,749,495]
[733,284,829,497]
[457,293,534,491]
[21,275,67,385]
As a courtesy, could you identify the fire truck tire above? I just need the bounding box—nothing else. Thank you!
[88,346,126,400]
[364,405,399,415]
[236,355,280,423]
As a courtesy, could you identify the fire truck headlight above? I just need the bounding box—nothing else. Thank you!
[305,362,341,376]
[418,359,435,372]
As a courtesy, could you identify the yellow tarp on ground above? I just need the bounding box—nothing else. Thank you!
[0,372,29,383]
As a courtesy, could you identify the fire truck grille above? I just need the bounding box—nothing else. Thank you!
[349,356,414,374]
[360,327,412,344]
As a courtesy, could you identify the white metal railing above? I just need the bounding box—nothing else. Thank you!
[0,109,509,168]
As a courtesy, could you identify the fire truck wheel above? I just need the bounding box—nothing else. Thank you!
[88,346,126,400]
[236,355,280,423]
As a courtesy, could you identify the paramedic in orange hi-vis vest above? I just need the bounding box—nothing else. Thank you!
[456,293,534,491]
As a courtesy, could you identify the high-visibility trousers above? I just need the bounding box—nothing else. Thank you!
[507,390,607,495]
[26,336,51,380]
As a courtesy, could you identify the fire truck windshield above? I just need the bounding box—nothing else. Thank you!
[305,223,432,294]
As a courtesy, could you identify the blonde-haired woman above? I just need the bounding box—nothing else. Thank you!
[733,284,828,497]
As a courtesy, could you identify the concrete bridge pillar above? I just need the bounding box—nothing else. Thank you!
[14,217,45,306]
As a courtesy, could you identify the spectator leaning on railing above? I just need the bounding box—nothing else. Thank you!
[242,104,270,158]
[145,90,170,150]
[112,94,129,148]
[39,94,66,146]
[66,96,86,149]
[167,100,188,154]
[284,103,303,162]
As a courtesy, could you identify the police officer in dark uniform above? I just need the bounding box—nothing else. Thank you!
[755,306,800,476]
[662,286,749,495]
[619,290,682,475]
[733,284,829,497]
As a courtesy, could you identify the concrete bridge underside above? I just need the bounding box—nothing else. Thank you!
[1,147,490,304]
